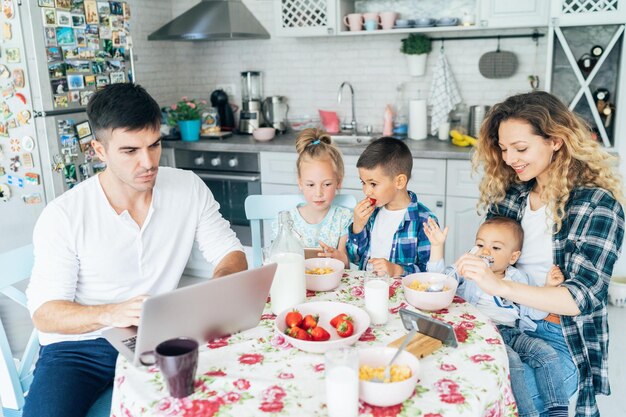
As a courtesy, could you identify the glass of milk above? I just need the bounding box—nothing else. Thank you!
[364,271,389,325]
[325,347,359,417]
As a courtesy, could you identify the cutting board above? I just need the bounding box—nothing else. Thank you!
[387,333,443,359]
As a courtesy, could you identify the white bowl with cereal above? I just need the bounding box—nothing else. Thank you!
[358,347,420,406]
[402,272,458,311]
[304,258,344,292]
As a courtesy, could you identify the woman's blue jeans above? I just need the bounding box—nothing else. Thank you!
[22,338,118,417]
[521,320,579,416]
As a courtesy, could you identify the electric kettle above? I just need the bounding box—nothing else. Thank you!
[262,96,289,133]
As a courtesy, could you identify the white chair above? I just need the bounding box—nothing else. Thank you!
[0,244,111,417]
[244,194,357,267]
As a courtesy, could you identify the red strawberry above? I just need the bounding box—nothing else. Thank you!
[330,313,350,328]
[285,310,303,328]
[368,197,377,206]
[286,326,310,341]
[309,326,330,341]
[301,314,319,331]
[336,320,354,338]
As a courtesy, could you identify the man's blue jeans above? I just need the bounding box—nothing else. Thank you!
[499,324,571,417]
[522,320,579,416]
[22,338,118,417]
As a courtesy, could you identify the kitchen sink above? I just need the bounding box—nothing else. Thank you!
[330,135,375,146]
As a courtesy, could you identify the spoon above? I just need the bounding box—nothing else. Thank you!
[372,321,418,383]
[428,245,481,291]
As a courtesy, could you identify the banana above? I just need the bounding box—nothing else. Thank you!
[450,129,477,147]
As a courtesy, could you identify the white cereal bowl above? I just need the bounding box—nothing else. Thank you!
[252,127,276,141]
[304,258,345,292]
[275,301,370,354]
[359,347,420,406]
[402,272,458,311]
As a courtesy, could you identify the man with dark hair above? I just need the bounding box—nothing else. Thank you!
[24,84,247,417]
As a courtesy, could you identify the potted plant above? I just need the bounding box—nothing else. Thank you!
[400,34,432,77]
[168,97,207,141]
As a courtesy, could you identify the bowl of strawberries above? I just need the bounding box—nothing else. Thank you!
[275,301,370,354]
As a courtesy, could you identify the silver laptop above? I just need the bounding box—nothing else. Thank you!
[103,263,277,366]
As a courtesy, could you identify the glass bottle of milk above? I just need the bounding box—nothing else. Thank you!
[268,211,306,315]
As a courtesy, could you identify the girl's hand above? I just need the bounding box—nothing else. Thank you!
[455,253,504,296]
[367,258,403,277]
[423,217,448,247]
[352,198,376,234]
[546,265,565,287]
[319,241,349,267]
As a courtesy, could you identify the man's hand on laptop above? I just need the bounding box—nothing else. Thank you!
[100,295,148,328]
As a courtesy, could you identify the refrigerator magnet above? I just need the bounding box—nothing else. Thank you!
[21,152,33,168]
[2,85,14,97]
[7,118,17,129]
[6,48,20,63]
[85,1,98,24]
[57,11,72,27]
[0,64,10,78]
[56,0,71,10]
[0,183,10,202]
[42,8,56,25]
[75,120,92,138]
[9,155,20,172]
[17,110,31,125]
[38,1,55,7]
[54,94,69,108]
[0,123,8,137]
[12,69,24,88]
[0,143,4,160]
[0,166,5,176]
[1,102,12,119]
[21,136,35,152]
[2,0,14,19]
[22,193,42,205]
[25,172,40,185]
[3,22,12,40]
[15,92,26,104]
[10,138,20,152]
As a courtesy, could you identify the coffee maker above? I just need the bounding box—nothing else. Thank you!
[210,89,235,131]
[262,96,289,133]
[239,71,263,134]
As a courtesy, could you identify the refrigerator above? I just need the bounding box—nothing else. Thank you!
[0,0,135,252]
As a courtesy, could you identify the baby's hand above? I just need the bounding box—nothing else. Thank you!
[546,265,565,287]
[367,258,402,277]
[423,217,448,246]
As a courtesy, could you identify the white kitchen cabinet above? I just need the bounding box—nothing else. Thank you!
[274,0,338,37]
[260,152,298,183]
[478,0,549,28]
[550,0,626,26]
[444,160,483,262]
[444,196,483,263]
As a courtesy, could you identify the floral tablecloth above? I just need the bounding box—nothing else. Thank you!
[111,271,517,417]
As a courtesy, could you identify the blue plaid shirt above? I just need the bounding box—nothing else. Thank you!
[488,182,624,417]
[347,190,436,275]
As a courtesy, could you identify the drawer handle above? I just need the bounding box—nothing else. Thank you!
[436,201,444,208]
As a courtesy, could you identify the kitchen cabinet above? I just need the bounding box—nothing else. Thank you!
[546,0,626,149]
[275,0,551,38]
[444,160,483,262]
[478,0,549,29]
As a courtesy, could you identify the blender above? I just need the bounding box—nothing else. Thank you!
[239,71,263,134]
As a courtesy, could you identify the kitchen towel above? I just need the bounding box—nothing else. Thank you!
[409,99,427,141]
[428,51,462,136]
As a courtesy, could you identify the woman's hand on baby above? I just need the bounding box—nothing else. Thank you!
[455,254,503,296]
[546,265,565,287]
[367,258,402,277]
[352,198,376,234]
[423,217,448,246]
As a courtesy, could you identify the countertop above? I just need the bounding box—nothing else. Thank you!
[161,132,474,160]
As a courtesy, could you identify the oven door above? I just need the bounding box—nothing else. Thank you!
[195,171,261,246]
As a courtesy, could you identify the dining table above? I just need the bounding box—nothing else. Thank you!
[110,270,518,417]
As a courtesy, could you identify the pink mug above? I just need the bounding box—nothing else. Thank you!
[343,13,363,31]
[363,12,379,25]
[379,11,397,30]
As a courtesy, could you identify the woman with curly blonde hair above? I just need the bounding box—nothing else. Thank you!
[456,91,624,417]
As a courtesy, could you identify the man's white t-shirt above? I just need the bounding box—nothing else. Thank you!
[369,207,407,259]
[26,167,243,345]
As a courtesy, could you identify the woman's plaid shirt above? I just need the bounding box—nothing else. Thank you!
[488,182,624,417]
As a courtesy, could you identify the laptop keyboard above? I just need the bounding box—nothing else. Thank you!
[122,335,137,352]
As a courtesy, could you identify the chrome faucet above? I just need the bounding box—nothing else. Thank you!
[337,81,357,135]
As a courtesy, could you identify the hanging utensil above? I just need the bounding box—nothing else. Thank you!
[478,36,518,79]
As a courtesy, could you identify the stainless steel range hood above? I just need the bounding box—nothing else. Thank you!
[148,0,270,41]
